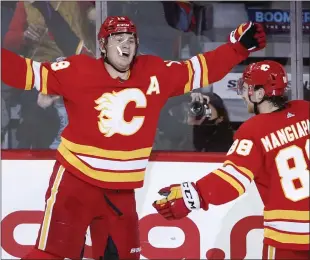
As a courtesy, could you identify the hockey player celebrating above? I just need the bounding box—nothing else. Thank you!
[153,61,310,259]
[2,17,265,259]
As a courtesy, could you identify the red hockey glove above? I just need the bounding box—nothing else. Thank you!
[152,182,202,220]
[229,22,266,52]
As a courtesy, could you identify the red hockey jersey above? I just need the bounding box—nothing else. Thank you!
[1,42,248,189]
[196,100,310,250]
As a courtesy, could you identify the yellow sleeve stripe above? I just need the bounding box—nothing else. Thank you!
[184,60,193,93]
[224,160,254,180]
[213,169,245,196]
[198,54,209,86]
[41,67,48,95]
[25,58,33,90]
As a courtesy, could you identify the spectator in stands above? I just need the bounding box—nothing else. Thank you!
[305,79,310,101]
[3,1,95,149]
[16,89,60,149]
[1,1,17,40]
[3,1,96,58]
[154,95,192,150]
[1,97,10,146]
[1,1,22,148]
[187,92,234,152]
[37,93,68,149]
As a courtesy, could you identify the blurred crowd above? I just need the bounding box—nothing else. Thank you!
[1,1,96,149]
[1,1,309,151]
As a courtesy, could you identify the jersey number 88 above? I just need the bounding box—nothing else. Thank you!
[275,139,309,202]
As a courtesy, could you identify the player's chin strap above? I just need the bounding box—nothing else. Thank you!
[248,86,267,115]
[248,94,266,115]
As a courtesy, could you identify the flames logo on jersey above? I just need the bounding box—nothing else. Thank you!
[95,89,147,137]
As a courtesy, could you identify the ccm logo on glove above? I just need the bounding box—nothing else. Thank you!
[153,182,202,220]
[181,182,201,210]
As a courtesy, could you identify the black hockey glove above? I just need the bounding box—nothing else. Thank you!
[229,22,266,52]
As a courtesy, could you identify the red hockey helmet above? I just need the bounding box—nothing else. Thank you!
[98,16,138,41]
[237,60,288,97]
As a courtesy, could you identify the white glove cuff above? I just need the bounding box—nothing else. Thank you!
[181,182,201,210]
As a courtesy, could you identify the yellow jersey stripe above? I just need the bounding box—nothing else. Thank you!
[264,228,309,245]
[38,165,65,250]
[61,137,152,160]
[25,58,33,90]
[58,143,145,182]
[213,169,245,196]
[184,60,193,93]
[41,66,48,94]
[264,210,310,221]
[224,160,254,180]
[198,54,209,86]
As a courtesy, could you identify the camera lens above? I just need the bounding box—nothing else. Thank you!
[189,101,204,117]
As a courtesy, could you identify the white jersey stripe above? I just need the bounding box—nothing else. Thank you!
[189,56,201,90]
[219,164,251,189]
[77,154,148,171]
[264,221,310,234]
[32,61,42,91]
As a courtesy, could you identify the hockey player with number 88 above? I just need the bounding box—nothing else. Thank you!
[153,61,310,259]
[2,17,266,259]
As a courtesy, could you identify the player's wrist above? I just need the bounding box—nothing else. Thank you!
[180,182,204,211]
[231,42,250,57]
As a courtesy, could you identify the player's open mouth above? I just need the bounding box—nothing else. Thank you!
[116,46,130,58]
[122,52,130,57]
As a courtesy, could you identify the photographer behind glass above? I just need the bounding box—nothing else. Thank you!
[187,91,234,152]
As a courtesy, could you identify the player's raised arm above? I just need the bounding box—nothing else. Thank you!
[1,48,69,96]
[164,22,266,97]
